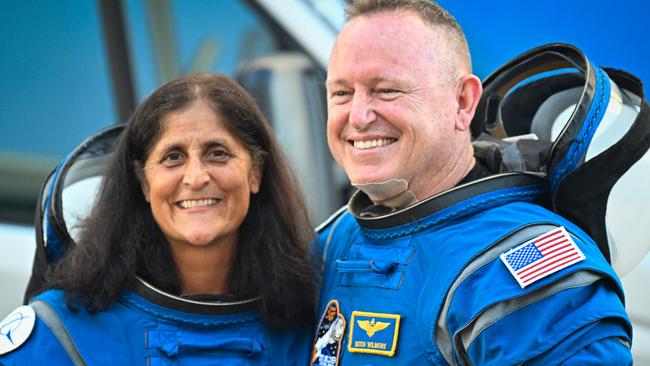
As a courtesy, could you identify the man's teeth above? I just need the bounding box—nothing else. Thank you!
[353,138,395,149]
[178,199,217,208]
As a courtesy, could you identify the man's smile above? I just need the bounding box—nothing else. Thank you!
[350,138,397,150]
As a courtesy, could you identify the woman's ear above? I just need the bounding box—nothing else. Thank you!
[455,74,483,131]
[249,151,264,194]
[135,163,150,202]
[249,163,262,194]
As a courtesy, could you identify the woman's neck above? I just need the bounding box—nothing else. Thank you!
[170,240,236,296]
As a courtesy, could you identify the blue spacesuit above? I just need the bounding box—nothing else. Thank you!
[1,279,310,365]
[314,174,632,365]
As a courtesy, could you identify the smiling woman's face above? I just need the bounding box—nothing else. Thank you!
[139,100,261,251]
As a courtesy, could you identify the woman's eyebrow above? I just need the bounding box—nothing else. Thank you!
[153,142,185,154]
[155,138,229,153]
[203,140,228,149]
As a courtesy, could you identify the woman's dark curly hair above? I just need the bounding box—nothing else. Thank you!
[48,73,316,327]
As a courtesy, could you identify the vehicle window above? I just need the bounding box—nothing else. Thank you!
[0,0,285,224]
[124,0,282,100]
[303,0,346,31]
[0,1,115,223]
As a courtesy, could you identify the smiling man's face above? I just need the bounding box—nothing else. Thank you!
[326,11,467,200]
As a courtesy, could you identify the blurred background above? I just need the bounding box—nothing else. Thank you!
[1,0,648,363]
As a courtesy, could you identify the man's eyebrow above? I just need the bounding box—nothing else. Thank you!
[325,78,348,88]
[325,77,401,88]
[368,76,400,84]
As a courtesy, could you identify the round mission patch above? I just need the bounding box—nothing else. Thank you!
[0,305,36,355]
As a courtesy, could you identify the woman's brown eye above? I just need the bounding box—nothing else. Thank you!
[161,152,184,166]
[208,149,231,161]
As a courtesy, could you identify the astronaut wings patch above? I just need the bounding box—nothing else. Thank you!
[501,226,585,288]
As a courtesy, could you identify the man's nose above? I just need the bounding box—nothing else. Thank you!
[183,156,210,188]
[349,93,376,129]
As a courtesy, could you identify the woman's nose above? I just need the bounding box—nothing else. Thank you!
[182,157,210,188]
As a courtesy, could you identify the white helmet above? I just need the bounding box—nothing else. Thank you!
[472,43,650,276]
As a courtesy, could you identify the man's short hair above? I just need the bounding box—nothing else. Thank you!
[344,0,472,73]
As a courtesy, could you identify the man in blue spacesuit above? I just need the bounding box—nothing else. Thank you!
[312,0,635,364]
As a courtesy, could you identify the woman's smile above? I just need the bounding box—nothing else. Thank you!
[140,101,261,249]
[176,198,219,209]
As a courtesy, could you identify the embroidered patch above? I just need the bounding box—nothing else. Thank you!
[501,226,585,288]
[311,299,346,366]
[0,305,36,355]
[347,310,401,356]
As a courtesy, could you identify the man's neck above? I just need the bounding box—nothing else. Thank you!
[411,145,476,201]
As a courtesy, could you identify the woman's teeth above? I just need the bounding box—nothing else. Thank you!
[178,199,217,208]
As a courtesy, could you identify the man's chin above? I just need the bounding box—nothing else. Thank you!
[347,172,397,187]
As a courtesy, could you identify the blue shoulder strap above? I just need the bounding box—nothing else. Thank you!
[31,300,86,366]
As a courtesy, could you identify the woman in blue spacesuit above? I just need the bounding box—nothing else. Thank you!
[0,74,315,365]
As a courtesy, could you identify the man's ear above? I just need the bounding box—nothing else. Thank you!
[135,163,150,202]
[455,74,483,131]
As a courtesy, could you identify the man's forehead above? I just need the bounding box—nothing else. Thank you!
[332,11,443,61]
[328,14,446,80]
[340,10,435,39]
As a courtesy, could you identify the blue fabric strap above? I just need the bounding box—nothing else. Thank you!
[31,300,86,366]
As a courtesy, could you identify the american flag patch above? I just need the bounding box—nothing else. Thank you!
[500,227,585,288]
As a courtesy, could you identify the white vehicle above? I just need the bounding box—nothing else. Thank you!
[1,0,648,363]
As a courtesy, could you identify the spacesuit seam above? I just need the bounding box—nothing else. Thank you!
[432,224,558,366]
[546,329,631,366]
[366,189,541,240]
[552,66,607,189]
[461,277,624,365]
[122,297,257,326]
[522,310,630,366]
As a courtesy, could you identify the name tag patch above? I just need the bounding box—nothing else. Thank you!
[348,310,400,356]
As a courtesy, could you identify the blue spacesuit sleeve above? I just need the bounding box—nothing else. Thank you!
[553,337,632,366]
[526,325,632,366]
[434,221,633,365]
[462,277,632,365]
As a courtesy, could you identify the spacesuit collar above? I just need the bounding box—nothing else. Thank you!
[349,172,545,229]
[128,276,258,315]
